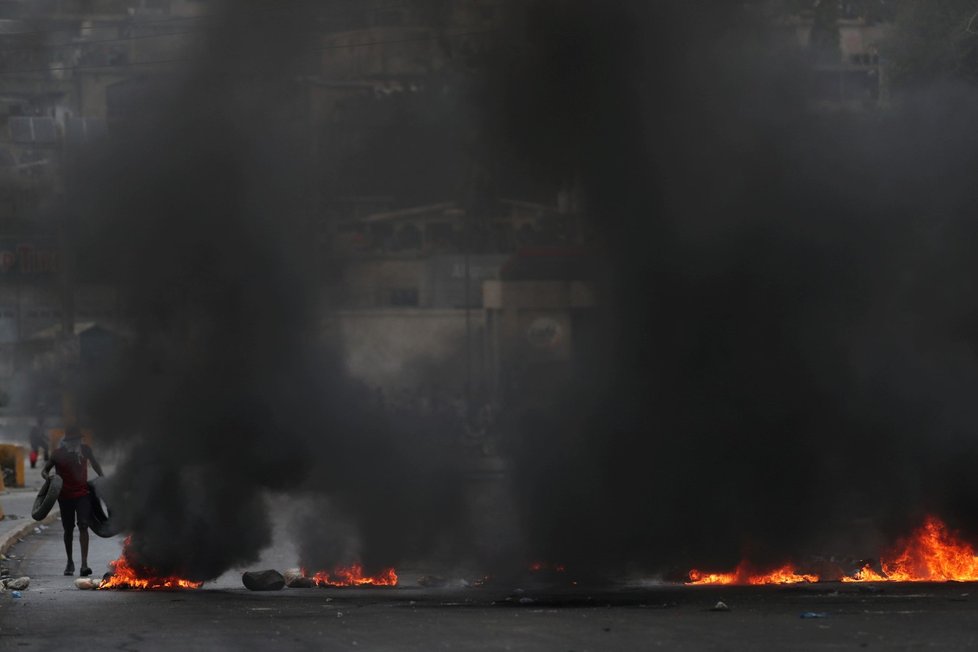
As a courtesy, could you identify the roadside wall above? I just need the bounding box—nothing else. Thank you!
[323,308,486,395]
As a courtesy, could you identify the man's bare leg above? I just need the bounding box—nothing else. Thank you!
[79,527,91,575]
[63,527,75,575]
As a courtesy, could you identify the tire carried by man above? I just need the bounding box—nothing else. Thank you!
[32,474,62,521]
[87,478,118,538]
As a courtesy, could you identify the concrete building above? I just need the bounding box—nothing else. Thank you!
[301,1,598,410]
[0,0,205,416]
[782,10,892,110]
[483,276,595,405]
[0,0,598,429]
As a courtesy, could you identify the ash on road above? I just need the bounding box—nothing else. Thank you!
[2,525,978,651]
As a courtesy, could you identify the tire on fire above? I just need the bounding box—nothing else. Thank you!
[87,478,118,538]
[32,475,62,521]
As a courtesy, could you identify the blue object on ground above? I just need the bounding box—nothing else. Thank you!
[799,611,827,619]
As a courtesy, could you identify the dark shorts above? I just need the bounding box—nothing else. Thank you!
[58,495,92,530]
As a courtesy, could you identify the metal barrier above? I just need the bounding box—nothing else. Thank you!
[0,444,25,488]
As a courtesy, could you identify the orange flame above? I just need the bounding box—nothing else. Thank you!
[687,516,978,585]
[843,516,978,582]
[309,564,398,587]
[99,537,203,590]
[688,562,818,585]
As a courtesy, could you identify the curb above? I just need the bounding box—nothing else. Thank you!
[0,510,60,557]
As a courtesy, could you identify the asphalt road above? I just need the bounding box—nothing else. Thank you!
[3,522,978,651]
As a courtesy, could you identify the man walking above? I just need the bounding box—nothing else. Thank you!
[41,426,104,576]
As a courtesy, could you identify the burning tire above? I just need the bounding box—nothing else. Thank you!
[32,475,62,521]
[87,478,118,538]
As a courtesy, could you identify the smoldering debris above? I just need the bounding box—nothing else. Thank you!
[283,569,316,589]
[242,570,285,592]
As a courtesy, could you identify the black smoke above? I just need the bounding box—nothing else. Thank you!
[73,0,470,581]
[68,0,978,582]
[494,0,978,575]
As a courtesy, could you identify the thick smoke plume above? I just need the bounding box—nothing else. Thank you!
[74,1,469,581]
[67,0,978,581]
[496,0,978,574]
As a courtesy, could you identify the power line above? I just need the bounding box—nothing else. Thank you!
[0,28,499,77]
[0,0,411,52]
[0,27,200,56]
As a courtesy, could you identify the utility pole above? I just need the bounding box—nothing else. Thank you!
[58,124,77,428]
[464,207,472,426]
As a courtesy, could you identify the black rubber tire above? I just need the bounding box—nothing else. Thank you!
[87,479,118,538]
[88,480,109,522]
[32,475,62,521]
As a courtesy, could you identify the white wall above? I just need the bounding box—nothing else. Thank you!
[324,308,486,393]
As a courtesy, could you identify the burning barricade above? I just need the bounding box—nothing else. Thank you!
[78,537,204,591]
[686,515,978,585]
[309,564,398,587]
[240,565,398,591]
[77,535,399,592]
[841,516,978,583]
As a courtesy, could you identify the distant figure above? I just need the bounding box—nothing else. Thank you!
[28,416,49,469]
[41,426,104,577]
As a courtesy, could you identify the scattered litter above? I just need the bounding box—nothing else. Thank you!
[10,591,21,598]
[710,601,730,612]
[336,611,343,618]
[4,577,29,590]
[33,528,41,534]
[518,597,535,605]
[74,578,99,590]
[800,612,829,619]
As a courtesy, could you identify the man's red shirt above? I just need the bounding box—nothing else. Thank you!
[52,445,91,499]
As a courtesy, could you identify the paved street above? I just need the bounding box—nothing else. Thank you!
[3,516,978,651]
[0,459,60,555]
[3,460,978,650]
